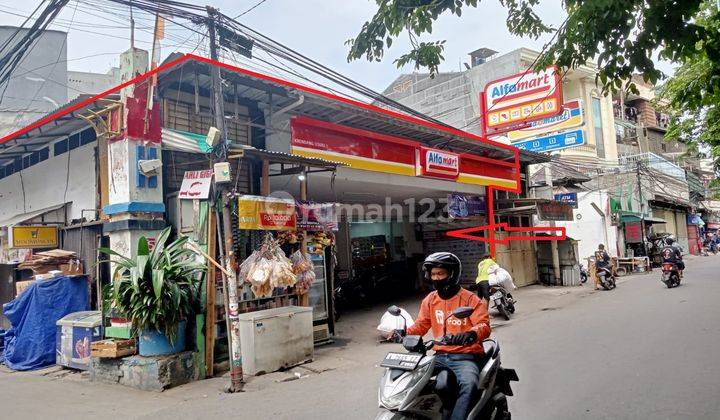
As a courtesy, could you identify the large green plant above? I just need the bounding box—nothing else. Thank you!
[100,227,206,342]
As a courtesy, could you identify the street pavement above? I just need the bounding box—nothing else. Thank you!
[2,255,719,419]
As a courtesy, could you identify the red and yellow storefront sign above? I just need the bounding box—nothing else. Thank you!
[237,197,297,231]
[290,117,518,190]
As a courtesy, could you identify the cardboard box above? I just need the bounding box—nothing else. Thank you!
[15,280,35,296]
[60,261,84,276]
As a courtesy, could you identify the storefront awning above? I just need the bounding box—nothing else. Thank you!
[162,128,344,169]
[0,202,67,228]
[620,213,666,224]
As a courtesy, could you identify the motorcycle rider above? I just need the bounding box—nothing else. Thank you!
[661,236,684,278]
[593,244,612,290]
[394,252,491,420]
[475,252,495,301]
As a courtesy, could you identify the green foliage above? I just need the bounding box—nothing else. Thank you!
[348,0,720,157]
[100,227,205,343]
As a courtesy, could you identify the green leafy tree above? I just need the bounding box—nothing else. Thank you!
[347,1,720,159]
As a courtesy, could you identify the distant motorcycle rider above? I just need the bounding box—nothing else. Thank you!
[593,244,612,290]
[661,236,684,278]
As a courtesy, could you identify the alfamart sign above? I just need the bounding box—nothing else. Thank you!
[417,147,459,179]
[482,66,563,135]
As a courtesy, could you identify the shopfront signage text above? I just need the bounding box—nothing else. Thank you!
[514,129,586,153]
[418,147,459,179]
[179,170,213,200]
[238,197,297,231]
[482,66,563,135]
[10,226,58,249]
[554,192,578,209]
[508,100,584,141]
[536,202,574,221]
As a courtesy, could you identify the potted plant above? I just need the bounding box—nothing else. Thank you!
[101,227,205,356]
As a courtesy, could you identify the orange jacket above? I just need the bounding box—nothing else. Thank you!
[406,288,491,354]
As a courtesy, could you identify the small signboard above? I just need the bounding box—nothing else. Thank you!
[178,170,213,200]
[448,194,486,219]
[537,201,574,221]
[554,192,578,209]
[508,100,584,141]
[513,129,586,153]
[296,202,339,231]
[237,196,297,231]
[417,147,460,180]
[625,221,643,243]
[10,226,58,249]
[482,66,563,135]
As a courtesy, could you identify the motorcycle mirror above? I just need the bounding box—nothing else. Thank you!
[387,305,402,317]
[451,306,474,320]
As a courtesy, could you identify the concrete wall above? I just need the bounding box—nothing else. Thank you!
[0,141,97,224]
[0,27,67,136]
[556,190,619,260]
[67,69,120,100]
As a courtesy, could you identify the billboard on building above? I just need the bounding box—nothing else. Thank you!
[481,66,563,135]
[513,129,586,153]
[508,100,584,141]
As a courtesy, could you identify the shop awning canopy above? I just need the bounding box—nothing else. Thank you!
[162,128,343,170]
[0,202,68,228]
[620,213,666,224]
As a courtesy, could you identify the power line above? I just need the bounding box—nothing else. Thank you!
[233,0,268,19]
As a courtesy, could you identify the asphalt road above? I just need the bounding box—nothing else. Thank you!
[2,256,719,419]
[501,256,720,420]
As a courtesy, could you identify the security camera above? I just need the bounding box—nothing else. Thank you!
[138,159,162,175]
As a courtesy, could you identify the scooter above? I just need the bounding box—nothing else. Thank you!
[375,306,518,420]
[579,264,588,284]
[660,262,681,288]
[489,286,515,321]
[596,266,617,290]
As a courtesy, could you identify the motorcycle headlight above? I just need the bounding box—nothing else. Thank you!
[379,364,431,409]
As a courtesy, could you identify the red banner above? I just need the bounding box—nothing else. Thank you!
[625,221,642,243]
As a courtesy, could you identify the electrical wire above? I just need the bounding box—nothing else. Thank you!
[233,0,268,19]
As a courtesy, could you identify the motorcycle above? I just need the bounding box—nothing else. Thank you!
[660,262,681,288]
[489,286,515,321]
[596,265,617,290]
[579,264,588,284]
[375,306,518,420]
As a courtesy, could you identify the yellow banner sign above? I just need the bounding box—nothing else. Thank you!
[10,226,58,249]
[237,196,297,231]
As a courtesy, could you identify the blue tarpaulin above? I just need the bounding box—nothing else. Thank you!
[2,276,88,371]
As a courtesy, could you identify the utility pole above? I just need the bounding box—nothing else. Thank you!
[207,6,243,392]
[636,161,648,258]
[544,163,562,285]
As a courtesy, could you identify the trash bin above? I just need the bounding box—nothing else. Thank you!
[56,311,102,370]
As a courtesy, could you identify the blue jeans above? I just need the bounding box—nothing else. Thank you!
[435,353,481,420]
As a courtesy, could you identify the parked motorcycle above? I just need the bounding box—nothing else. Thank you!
[579,264,588,284]
[660,262,681,288]
[596,266,617,290]
[375,306,518,420]
[489,286,515,321]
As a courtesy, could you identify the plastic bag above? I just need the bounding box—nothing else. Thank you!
[290,250,312,274]
[249,257,272,286]
[488,267,516,290]
[377,308,415,339]
[238,250,261,284]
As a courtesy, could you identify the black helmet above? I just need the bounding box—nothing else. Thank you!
[665,236,675,245]
[422,252,462,285]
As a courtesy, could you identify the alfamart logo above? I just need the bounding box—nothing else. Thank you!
[489,73,552,100]
[426,150,459,171]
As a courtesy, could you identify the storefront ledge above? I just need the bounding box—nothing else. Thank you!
[103,219,167,233]
[103,202,166,216]
[89,351,198,392]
